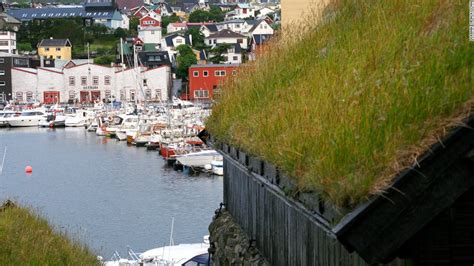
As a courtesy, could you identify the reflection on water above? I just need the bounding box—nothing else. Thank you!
[0,127,223,257]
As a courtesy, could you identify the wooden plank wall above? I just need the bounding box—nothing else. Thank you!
[223,155,413,266]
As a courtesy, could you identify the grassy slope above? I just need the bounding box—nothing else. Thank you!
[207,0,474,208]
[0,203,98,265]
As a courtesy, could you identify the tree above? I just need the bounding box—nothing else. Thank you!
[189,10,211,23]
[114,27,127,38]
[161,14,180,30]
[129,17,139,35]
[209,6,224,22]
[17,42,33,53]
[94,55,115,65]
[208,43,231,64]
[186,27,206,50]
[176,45,197,79]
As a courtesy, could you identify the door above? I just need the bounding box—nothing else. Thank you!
[91,91,101,102]
[43,91,60,104]
[80,91,90,103]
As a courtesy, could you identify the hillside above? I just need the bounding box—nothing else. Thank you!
[207,0,474,209]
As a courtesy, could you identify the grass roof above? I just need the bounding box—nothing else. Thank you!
[207,0,474,209]
[0,201,98,265]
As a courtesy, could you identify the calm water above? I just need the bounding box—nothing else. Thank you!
[0,127,223,258]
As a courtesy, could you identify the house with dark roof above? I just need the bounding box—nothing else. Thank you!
[0,9,21,54]
[205,29,248,50]
[248,19,273,35]
[160,33,192,64]
[138,50,171,70]
[200,24,218,37]
[37,38,72,60]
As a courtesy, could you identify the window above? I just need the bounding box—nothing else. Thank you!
[214,70,226,77]
[203,71,208,77]
[232,70,237,76]
[56,47,61,51]
[143,79,147,86]
[0,41,8,46]
[151,30,155,35]
[120,89,126,101]
[45,47,50,51]
[0,81,5,86]
[237,39,243,44]
[69,91,75,100]
[0,58,4,63]
[194,90,209,98]
[14,58,28,66]
[155,89,161,100]
[213,85,221,98]
[233,56,238,61]
[26,91,33,102]
[0,31,7,35]
[105,90,111,100]
[81,76,87,85]
[69,76,75,86]
[176,38,183,44]
[130,90,136,101]
[15,92,23,101]
[104,76,111,85]
[193,71,199,77]
[0,70,4,76]
[93,76,99,85]
[56,56,61,59]
[145,89,151,100]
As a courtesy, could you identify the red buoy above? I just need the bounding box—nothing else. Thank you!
[25,166,33,173]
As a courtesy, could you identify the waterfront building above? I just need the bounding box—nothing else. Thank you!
[187,64,238,100]
[0,52,40,102]
[11,63,171,104]
[37,39,72,60]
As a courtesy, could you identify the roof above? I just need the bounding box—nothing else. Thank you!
[38,39,71,47]
[190,63,239,68]
[7,7,122,21]
[207,29,245,39]
[249,20,268,33]
[143,43,159,52]
[203,24,218,32]
[164,34,191,47]
[115,0,144,10]
[169,22,187,27]
[0,12,21,25]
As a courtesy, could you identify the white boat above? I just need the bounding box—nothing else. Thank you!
[114,115,139,141]
[7,110,47,127]
[175,150,222,168]
[65,110,94,127]
[0,110,18,127]
[103,236,211,266]
[211,160,224,176]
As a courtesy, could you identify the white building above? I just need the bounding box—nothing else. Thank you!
[138,26,162,44]
[205,29,248,50]
[167,22,187,34]
[11,63,171,103]
[0,31,16,54]
[249,19,274,35]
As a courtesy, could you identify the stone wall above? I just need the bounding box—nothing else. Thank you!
[208,209,270,266]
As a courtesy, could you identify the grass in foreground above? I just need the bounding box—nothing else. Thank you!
[0,201,98,265]
[207,0,474,209]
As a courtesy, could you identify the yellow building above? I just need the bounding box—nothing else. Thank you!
[281,0,330,27]
[37,38,72,60]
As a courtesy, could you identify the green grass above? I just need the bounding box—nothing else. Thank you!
[207,0,474,209]
[0,201,99,265]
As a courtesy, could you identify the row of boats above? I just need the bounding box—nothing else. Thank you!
[0,99,223,176]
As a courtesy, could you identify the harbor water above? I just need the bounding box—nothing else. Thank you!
[0,127,223,258]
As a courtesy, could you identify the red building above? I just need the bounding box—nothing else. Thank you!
[187,64,239,100]
[139,15,160,27]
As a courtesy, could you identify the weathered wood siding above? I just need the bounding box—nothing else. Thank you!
[223,153,412,266]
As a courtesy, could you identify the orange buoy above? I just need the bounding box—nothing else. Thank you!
[25,166,33,173]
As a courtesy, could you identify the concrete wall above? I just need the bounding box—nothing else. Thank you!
[281,0,330,27]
